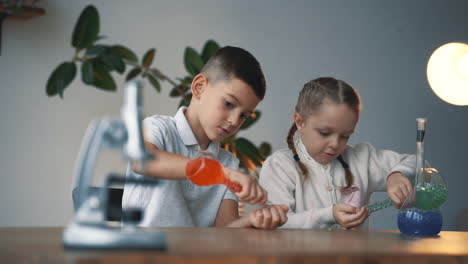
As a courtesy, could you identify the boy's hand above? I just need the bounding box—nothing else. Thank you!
[333,203,369,229]
[386,172,412,208]
[223,167,267,205]
[249,204,289,229]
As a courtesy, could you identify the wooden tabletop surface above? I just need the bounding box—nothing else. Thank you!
[1,227,467,263]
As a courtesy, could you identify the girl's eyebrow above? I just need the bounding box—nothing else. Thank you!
[318,126,354,134]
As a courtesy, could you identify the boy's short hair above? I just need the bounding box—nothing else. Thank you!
[201,46,266,100]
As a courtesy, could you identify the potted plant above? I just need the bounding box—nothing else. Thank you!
[0,0,46,55]
[46,5,271,189]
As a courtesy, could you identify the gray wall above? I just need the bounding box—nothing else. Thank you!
[1,0,467,230]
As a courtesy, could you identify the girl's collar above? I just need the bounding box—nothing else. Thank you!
[294,135,326,168]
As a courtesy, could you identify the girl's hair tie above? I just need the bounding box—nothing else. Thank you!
[293,154,300,162]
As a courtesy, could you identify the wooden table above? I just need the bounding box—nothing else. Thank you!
[1,227,467,263]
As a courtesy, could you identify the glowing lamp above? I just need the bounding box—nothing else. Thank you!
[427,42,468,106]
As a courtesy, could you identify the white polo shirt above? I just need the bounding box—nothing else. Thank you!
[259,136,415,229]
[122,107,239,227]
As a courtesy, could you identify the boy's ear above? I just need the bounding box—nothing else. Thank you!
[191,74,208,99]
[294,113,306,132]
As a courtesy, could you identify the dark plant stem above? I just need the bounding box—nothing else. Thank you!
[125,60,178,86]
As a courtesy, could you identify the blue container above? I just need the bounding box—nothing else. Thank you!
[397,209,442,236]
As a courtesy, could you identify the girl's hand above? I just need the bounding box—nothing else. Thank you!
[333,203,369,229]
[249,204,289,229]
[386,172,412,208]
[223,166,268,205]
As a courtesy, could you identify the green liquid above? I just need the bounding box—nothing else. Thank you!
[414,184,448,210]
[368,184,447,213]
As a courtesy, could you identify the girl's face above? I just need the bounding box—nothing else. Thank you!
[295,99,359,164]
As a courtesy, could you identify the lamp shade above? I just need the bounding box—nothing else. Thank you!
[427,42,468,106]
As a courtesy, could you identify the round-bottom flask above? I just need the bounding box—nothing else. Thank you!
[398,208,442,236]
[398,167,447,236]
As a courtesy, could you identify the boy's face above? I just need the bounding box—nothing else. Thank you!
[295,99,358,164]
[196,77,261,143]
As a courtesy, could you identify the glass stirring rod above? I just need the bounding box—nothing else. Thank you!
[367,198,394,213]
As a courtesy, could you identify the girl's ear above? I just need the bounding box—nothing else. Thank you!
[191,74,208,99]
[294,113,306,132]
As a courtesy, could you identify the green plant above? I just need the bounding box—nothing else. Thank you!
[0,0,45,18]
[46,5,271,174]
[1,1,46,55]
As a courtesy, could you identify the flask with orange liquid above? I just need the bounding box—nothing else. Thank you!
[185,151,243,192]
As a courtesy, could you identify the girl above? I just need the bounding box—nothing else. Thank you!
[259,77,414,229]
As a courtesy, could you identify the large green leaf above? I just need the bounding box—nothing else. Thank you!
[184,47,204,76]
[179,76,193,86]
[46,62,77,98]
[201,40,220,63]
[179,94,192,107]
[81,61,94,84]
[169,87,179,97]
[142,48,156,68]
[237,152,257,174]
[85,44,108,57]
[110,45,138,63]
[126,67,141,81]
[71,5,99,49]
[258,142,272,159]
[91,59,112,73]
[235,137,262,165]
[101,54,125,73]
[169,85,189,97]
[221,136,235,147]
[240,111,261,130]
[91,61,116,91]
[146,73,161,92]
[92,72,116,91]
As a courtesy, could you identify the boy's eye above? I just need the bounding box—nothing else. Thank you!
[341,135,351,140]
[224,100,234,109]
[240,113,248,120]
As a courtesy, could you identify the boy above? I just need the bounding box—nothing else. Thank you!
[123,46,289,229]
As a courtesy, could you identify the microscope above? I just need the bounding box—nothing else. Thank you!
[63,80,166,250]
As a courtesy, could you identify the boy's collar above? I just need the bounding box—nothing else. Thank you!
[174,106,220,156]
[174,107,197,145]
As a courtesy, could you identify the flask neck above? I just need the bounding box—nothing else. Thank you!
[415,140,425,185]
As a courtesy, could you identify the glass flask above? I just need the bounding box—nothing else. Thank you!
[185,151,242,192]
[397,118,448,236]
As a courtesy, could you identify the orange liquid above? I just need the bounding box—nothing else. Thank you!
[186,157,242,192]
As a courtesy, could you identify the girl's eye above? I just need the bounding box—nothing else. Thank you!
[240,113,248,120]
[319,131,330,136]
[341,135,350,140]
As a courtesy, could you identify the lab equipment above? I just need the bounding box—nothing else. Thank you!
[186,151,242,192]
[367,119,447,215]
[397,118,447,236]
[63,80,166,249]
[367,167,447,213]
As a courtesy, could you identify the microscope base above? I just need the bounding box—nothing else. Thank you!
[63,222,167,250]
